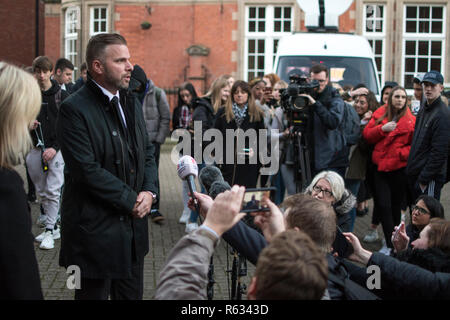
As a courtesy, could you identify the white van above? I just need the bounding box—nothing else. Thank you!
[273,32,381,97]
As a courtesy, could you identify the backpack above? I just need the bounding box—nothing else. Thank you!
[340,102,361,147]
[154,87,162,105]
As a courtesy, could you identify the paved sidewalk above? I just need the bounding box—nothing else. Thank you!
[21,140,450,300]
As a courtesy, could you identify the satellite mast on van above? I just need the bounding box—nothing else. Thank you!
[296,0,354,32]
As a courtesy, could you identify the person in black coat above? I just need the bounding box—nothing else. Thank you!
[406,71,450,202]
[0,62,43,299]
[214,80,265,188]
[56,33,158,300]
[344,231,450,299]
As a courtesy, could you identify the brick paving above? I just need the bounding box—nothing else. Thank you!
[19,139,450,300]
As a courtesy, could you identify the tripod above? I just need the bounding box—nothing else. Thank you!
[227,246,247,300]
[294,129,313,193]
[284,127,313,193]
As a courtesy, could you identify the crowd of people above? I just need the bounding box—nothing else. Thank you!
[1,31,449,300]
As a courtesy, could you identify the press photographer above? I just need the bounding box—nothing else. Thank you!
[277,69,318,193]
[302,64,346,175]
[277,64,346,192]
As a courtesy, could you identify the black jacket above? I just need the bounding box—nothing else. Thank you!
[312,86,346,171]
[56,77,158,279]
[406,96,450,184]
[396,247,450,273]
[31,79,69,151]
[192,96,216,154]
[0,168,43,299]
[71,77,85,93]
[214,107,265,188]
[368,252,450,299]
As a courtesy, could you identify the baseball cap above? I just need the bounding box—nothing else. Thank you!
[421,70,443,85]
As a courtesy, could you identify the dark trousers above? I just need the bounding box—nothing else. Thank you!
[373,168,407,248]
[74,260,144,300]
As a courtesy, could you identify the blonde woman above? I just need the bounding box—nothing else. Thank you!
[0,62,43,299]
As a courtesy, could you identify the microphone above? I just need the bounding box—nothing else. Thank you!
[177,155,199,196]
[199,165,224,194]
[209,180,231,200]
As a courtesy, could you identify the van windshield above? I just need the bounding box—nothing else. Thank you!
[276,56,379,95]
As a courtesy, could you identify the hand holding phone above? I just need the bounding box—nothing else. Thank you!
[391,221,409,252]
[391,221,404,243]
[332,227,354,258]
[241,188,276,213]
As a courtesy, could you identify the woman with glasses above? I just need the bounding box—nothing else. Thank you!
[392,195,444,253]
[363,86,416,254]
[305,170,356,232]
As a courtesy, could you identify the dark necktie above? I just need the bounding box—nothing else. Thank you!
[111,96,128,139]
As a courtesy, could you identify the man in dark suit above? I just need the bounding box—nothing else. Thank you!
[56,33,158,300]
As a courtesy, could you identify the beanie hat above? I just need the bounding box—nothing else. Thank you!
[131,64,148,87]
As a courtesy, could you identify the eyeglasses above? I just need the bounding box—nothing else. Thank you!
[412,205,430,216]
[312,185,333,198]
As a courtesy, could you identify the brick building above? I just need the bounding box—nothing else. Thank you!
[0,0,436,107]
[0,0,45,67]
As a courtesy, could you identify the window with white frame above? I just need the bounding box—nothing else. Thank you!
[65,7,79,79]
[363,4,385,86]
[403,5,445,88]
[245,5,293,81]
[90,6,108,36]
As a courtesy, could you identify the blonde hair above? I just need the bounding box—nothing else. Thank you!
[305,170,345,202]
[0,62,41,168]
[204,77,230,114]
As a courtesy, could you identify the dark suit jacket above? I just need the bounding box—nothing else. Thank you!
[56,77,158,279]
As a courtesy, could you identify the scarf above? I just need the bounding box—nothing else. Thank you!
[232,103,248,127]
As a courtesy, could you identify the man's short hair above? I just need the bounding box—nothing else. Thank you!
[254,230,328,300]
[281,194,336,252]
[55,58,74,72]
[311,64,328,77]
[79,62,87,72]
[32,56,53,72]
[85,33,127,71]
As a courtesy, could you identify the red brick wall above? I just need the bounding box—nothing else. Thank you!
[45,16,61,66]
[0,0,45,67]
[339,1,356,33]
[115,3,237,95]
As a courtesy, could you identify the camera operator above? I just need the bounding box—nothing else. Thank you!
[300,64,346,177]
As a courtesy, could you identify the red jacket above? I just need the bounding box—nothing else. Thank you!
[363,106,416,172]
